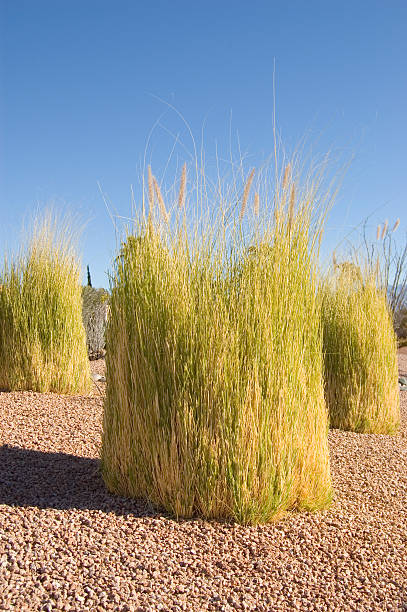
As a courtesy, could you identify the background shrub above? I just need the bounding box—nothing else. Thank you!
[0,212,91,394]
[82,285,109,360]
[395,306,407,344]
[360,220,407,343]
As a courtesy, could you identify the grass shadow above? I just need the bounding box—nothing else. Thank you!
[0,444,163,518]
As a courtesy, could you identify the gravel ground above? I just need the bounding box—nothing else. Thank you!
[0,358,406,611]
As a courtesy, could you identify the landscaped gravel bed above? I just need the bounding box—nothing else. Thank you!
[0,358,406,611]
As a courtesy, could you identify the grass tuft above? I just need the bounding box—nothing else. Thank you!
[321,262,399,434]
[101,160,333,524]
[0,212,91,394]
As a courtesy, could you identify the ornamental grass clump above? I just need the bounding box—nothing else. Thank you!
[321,261,399,434]
[101,162,333,524]
[0,213,91,394]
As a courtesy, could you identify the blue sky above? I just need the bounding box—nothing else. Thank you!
[1,0,406,288]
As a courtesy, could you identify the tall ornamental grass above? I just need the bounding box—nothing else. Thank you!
[0,213,91,394]
[101,162,333,524]
[321,261,399,434]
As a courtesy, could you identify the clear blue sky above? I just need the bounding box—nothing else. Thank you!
[1,0,406,288]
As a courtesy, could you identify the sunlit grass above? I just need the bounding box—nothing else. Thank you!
[101,160,333,524]
[321,261,399,434]
[0,212,91,394]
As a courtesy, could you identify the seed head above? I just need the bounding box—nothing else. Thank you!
[239,168,255,221]
[282,164,291,190]
[381,220,388,240]
[147,166,154,215]
[153,176,169,224]
[392,218,400,233]
[253,192,260,217]
[178,163,187,209]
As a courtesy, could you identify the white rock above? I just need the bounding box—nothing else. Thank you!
[91,373,106,383]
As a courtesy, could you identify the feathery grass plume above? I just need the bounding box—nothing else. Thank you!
[101,157,333,525]
[381,220,389,240]
[178,163,187,209]
[282,163,291,189]
[0,211,91,393]
[376,224,381,241]
[153,176,170,223]
[147,166,154,215]
[253,192,260,217]
[321,261,399,434]
[239,168,255,221]
[288,184,296,229]
[392,218,400,233]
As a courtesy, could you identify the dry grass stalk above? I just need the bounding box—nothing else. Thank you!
[178,163,187,209]
[282,164,291,189]
[239,168,255,221]
[376,224,381,241]
[153,176,170,223]
[381,220,388,240]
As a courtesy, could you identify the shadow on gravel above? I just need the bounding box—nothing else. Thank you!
[0,444,162,518]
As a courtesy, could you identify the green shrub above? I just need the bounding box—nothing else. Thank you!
[82,286,109,359]
[101,163,333,524]
[321,262,399,433]
[0,213,91,394]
